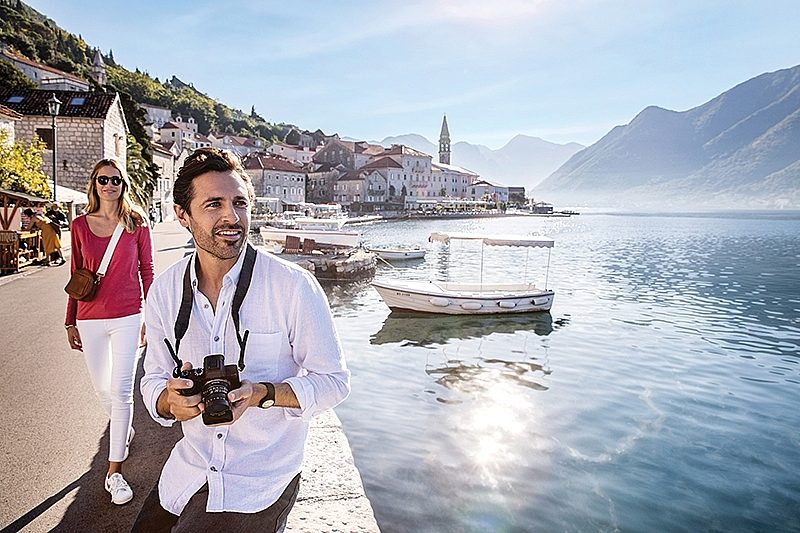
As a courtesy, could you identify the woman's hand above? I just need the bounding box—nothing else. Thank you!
[66,326,83,352]
[139,322,147,348]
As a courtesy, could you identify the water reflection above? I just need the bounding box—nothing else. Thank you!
[426,357,550,397]
[321,280,372,312]
[371,311,558,346]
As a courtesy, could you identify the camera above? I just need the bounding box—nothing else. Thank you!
[178,354,241,425]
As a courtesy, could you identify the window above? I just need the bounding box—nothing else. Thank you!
[6,96,24,103]
[35,128,54,150]
[69,97,85,106]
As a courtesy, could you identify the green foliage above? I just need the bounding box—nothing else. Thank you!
[0,130,51,198]
[0,60,36,89]
[125,134,156,208]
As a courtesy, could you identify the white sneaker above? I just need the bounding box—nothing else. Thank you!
[105,473,134,505]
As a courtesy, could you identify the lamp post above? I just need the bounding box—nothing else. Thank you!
[47,93,62,202]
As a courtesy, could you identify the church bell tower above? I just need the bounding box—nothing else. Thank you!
[439,114,451,165]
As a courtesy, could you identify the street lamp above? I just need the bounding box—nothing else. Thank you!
[47,93,62,202]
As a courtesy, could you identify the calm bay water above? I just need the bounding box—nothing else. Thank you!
[324,212,800,532]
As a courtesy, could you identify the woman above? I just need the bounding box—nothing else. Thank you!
[65,159,154,505]
[22,208,64,265]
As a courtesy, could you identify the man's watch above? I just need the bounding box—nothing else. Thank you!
[258,382,275,409]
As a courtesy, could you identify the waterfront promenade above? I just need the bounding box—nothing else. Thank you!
[0,220,378,532]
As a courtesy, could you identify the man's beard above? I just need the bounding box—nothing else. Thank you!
[192,222,247,261]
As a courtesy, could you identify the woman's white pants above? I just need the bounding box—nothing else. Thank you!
[76,313,141,463]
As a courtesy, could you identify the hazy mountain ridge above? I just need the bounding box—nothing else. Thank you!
[377,133,583,189]
[536,65,800,208]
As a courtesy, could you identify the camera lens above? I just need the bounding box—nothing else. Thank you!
[202,379,233,421]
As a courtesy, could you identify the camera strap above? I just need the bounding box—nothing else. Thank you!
[164,243,258,377]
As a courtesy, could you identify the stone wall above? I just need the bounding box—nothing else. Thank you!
[14,103,127,194]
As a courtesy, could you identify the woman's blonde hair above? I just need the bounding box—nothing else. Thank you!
[86,158,146,233]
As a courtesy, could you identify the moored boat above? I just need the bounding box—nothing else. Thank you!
[372,231,554,315]
[259,226,361,249]
[369,247,426,261]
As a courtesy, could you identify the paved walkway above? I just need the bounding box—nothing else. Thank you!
[0,220,378,532]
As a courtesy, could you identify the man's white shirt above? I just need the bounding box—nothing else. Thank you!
[141,247,350,514]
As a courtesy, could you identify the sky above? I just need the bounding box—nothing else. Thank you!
[23,0,800,149]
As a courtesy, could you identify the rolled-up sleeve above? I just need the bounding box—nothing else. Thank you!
[141,288,177,427]
[283,271,350,420]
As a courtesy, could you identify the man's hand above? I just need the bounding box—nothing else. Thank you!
[156,362,203,421]
[225,380,260,424]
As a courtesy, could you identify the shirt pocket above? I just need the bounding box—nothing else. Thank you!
[241,331,286,382]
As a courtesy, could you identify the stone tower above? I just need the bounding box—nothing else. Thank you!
[438,114,450,165]
[92,49,106,86]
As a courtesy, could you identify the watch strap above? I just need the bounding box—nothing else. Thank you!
[258,382,275,409]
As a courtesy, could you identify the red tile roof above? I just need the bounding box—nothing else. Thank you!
[0,103,22,120]
[243,153,304,173]
[360,156,402,170]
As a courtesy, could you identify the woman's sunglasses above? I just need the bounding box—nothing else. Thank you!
[96,175,123,186]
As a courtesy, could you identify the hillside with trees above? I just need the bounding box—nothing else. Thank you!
[0,0,289,201]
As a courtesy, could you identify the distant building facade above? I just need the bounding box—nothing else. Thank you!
[242,153,305,209]
[0,45,90,91]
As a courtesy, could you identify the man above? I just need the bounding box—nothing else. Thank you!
[134,147,350,532]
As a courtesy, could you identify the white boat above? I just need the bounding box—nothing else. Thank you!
[259,225,361,249]
[292,216,347,231]
[369,247,426,261]
[372,232,554,315]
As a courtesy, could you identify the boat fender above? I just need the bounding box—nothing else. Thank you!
[531,297,548,306]
[429,297,450,307]
[460,302,482,310]
[498,300,517,309]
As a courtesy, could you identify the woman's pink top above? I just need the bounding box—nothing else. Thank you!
[65,214,155,325]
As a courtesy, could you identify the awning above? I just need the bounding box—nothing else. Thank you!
[429,231,554,248]
[0,187,48,204]
[49,181,88,204]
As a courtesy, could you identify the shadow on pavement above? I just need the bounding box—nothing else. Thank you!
[3,354,183,533]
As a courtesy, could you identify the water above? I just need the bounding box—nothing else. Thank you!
[321,212,800,532]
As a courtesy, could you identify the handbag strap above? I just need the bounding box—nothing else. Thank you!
[97,223,124,278]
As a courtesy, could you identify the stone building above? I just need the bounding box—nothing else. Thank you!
[312,139,384,170]
[469,179,509,204]
[306,162,345,205]
[0,104,21,144]
[0,88,129,192]
[242,153,305,210]
[357,157,404,209]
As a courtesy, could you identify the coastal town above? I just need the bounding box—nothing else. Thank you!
[0,43,544,238]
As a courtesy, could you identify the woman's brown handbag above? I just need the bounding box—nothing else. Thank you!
[64,223,124,302]
[64,269,99,301]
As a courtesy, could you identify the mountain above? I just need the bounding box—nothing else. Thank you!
[536,65,800,208]
[379,134,584,190]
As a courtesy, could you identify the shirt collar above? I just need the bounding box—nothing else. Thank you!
[189,246,248,291]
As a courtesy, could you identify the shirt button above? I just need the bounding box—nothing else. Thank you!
[214,336,219,341]
[204,304,209,309]
[217,433,223,439]
[210,466,218,472]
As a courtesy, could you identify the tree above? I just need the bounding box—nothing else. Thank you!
[0,131,51,199]
[125,134,157,209]
[0,61,37,90]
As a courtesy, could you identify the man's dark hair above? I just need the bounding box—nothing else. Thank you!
[22,208,34,217]
[174,147,255,213]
